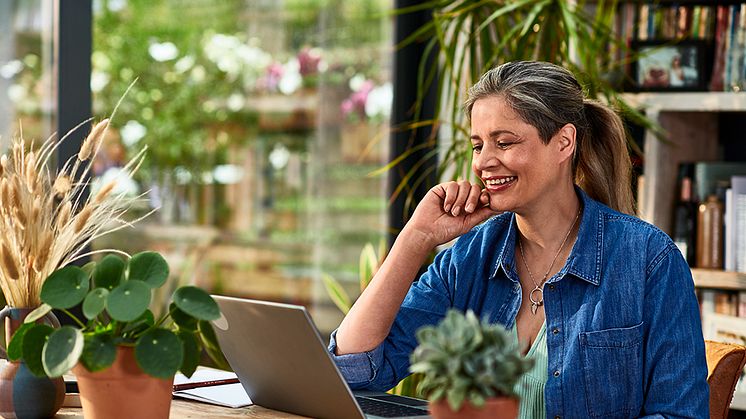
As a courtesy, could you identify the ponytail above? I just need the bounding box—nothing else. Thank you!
[575,100,635,215]
[465,62,636,215]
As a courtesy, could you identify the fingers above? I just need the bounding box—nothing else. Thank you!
[441,181,481,216]
[479,189,490,207]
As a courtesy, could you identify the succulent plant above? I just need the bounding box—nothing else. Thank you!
[409,309,533,411]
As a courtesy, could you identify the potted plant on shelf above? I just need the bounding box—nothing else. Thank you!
[409,309,533,419]
[8,251,224,419]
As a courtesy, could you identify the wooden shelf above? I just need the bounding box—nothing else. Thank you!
[622,92,746,112]
[691,268,746,290]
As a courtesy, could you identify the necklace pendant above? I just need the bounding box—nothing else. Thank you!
[528,286,544,315]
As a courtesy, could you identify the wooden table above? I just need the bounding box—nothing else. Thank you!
[57,399,310,418]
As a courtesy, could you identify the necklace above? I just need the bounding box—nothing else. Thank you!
[518,207,581,315]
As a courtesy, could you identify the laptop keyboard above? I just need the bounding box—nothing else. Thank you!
[355,396,428,417]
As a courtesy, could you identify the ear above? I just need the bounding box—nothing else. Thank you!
[554,123,577,164]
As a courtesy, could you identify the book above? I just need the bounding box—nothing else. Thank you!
[732,176,746,273]
[694,162,746,204]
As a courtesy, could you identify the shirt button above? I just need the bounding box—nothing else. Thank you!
[548,284,555,290]
[553,370,561,377]
[555,416,561,419]
[552,328,560,335]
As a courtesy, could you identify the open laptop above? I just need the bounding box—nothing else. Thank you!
[211,295,430,419]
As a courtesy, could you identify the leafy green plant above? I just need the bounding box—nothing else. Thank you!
[388,0,657,212]
[8,251,224,379]
[410,309,533,411]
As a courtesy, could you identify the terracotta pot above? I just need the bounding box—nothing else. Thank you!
[72,346,174,419]
[429,397,519,419]
[0,307,65,419]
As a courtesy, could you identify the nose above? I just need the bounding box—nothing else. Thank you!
[473,148,500,172]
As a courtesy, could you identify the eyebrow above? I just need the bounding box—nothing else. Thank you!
[469,130,518,141]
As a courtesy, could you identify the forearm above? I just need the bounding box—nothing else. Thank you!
[335,227,434,355]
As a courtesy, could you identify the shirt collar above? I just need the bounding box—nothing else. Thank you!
[490,186,604,286]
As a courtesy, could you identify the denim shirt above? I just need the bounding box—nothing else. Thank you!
[328,189,709,418]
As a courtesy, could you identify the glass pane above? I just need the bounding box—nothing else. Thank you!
[0,1,55,155]
[92,0,392,335]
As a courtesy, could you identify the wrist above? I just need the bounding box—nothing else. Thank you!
[397,227,437,257]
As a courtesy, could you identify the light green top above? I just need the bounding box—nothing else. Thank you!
[512,322,547,419]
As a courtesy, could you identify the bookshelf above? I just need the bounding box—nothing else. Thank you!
[691,268,746,290]
[623,92,746,235]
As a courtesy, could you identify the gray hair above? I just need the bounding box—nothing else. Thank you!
[463,61,635,215]
[463,61,586,144]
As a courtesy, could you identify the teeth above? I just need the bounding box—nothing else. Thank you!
[486,176,515,186]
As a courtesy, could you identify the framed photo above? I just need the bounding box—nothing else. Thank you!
[630,40,710,92]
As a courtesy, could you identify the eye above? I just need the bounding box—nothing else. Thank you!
[471,144,482,153]
[496,141,512,150]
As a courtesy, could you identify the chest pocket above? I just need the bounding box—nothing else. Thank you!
[579,322,644,418]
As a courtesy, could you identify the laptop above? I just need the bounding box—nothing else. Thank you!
[211,295,431,419]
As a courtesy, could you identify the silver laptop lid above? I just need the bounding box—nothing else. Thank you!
[211,295,365,419]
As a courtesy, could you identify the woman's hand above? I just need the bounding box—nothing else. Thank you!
[405,181,498,248]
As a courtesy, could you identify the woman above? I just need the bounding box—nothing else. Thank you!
[328,61,708,418]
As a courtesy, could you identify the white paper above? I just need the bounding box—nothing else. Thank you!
[173,382,252,408]
[173,367,252,408]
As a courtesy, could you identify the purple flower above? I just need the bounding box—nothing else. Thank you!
[341,78,376,121]
[257,62,284,91]
[297,47,322,76]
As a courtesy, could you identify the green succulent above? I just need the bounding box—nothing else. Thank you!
[410,309,533,411]
[8,251,222,379]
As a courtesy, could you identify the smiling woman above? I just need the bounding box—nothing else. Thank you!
[328,61,710,418]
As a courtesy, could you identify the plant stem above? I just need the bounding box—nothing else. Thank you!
[61,309,87,329]
[153,305,176,329]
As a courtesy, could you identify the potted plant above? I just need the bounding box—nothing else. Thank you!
[409,309,533,419]
[7,250,223,419]
[0,115,149,418]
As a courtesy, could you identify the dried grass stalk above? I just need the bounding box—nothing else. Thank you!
[0,116,147,307]
[78,119,109,162]
[52,174,71,197]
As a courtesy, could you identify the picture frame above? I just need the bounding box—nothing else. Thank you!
[629,40,711,92]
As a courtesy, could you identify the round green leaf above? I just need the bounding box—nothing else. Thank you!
[128,252,169,288]
[43,326,84,377]
[21,324,54,377]
[7,322,35,361]
[177,331,200,378]
[83,288,109,320]
[24,304,52,324]
[135,328,183,378]
[107,281,151,322]
[198,320,229,370]
[93,255,125,290]
[40,266,90,309]
[80,334,117,372]
[173,287,220,321]
[81,261,96,277]
[170,302,197,331]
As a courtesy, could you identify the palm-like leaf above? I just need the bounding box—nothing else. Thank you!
[394,0,656,216]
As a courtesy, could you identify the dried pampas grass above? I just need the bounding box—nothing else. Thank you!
[0,115,149,307]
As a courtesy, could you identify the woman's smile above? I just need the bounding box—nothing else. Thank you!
[482,175,517,192]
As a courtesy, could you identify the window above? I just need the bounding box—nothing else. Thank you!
[91,0,393,335]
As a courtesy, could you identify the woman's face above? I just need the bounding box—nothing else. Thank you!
[470,95,569,213]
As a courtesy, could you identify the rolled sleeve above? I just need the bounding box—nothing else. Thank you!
[327,247,455,391]
[327,329,384,388]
